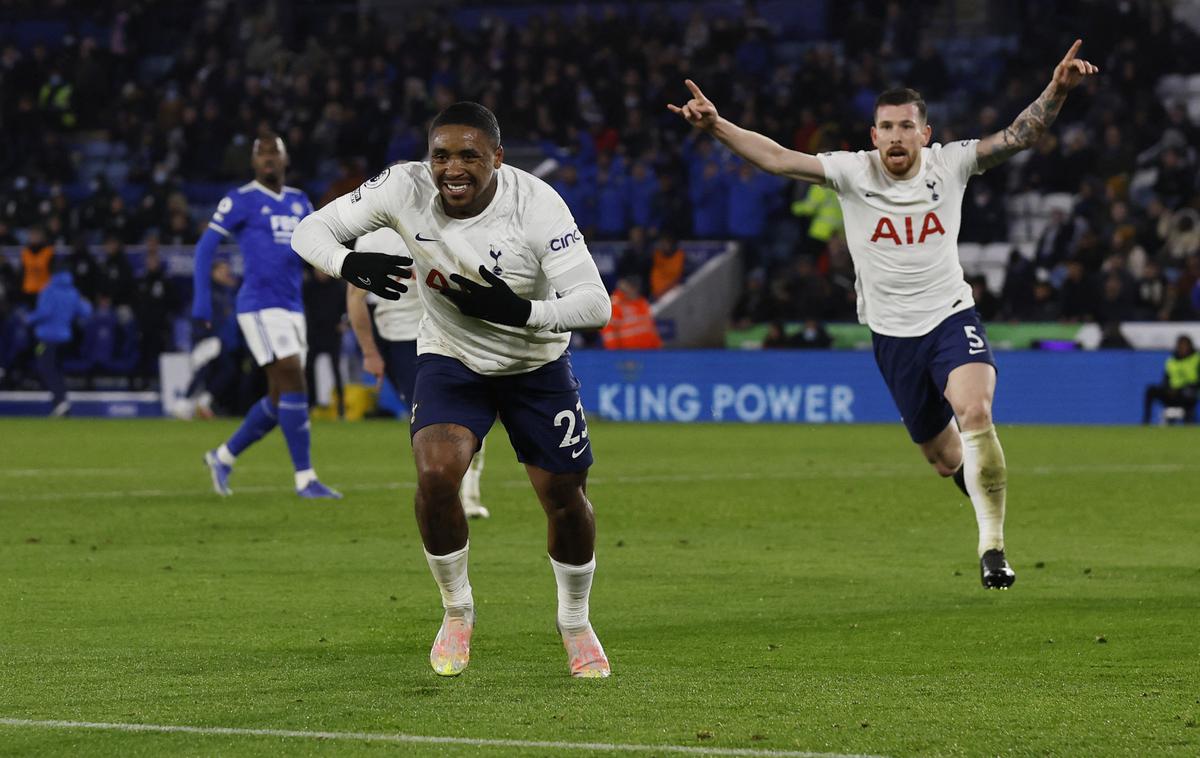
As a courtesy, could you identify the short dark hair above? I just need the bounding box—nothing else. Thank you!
[429,102,501,147]
[874,88,927,122]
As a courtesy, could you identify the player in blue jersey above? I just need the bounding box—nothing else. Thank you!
[192,133,341,499]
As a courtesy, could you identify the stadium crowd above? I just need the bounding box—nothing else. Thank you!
[1,0,1199,395]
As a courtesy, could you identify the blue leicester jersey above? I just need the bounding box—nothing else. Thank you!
[208,181,313,314]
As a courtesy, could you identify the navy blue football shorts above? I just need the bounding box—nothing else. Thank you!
[871,308,997,444]
[410,352,594,473]
[380,338,418,406]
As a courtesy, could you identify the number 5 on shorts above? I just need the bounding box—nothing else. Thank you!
[965,325,987,355]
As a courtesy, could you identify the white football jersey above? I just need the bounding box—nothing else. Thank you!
[817,140,981,337]
[353,227,421,342]
[329,162,593,374]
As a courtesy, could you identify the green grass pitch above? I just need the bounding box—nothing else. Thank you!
[0,418,1197,757]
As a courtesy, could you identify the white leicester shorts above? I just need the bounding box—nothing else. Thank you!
[237,308,308,367]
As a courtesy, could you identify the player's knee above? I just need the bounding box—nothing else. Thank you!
[932,460,958,478]
[416,462,462,503]
[957,399,993,430]
[539,475,588,514]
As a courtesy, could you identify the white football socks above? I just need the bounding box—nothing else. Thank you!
[425,542,473,613]
[294,469,317,490]
[550,554,595,633]
[215,444,236,466]
[961,424,1007,556]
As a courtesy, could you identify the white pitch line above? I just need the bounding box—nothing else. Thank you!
[0,462,1196,503]
[0,718,886,758]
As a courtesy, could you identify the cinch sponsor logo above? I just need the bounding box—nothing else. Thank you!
[549,228,582,251]
[595,383,855,422]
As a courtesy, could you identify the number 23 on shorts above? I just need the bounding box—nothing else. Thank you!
[555,401,589,452]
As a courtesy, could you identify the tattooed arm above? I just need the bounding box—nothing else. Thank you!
[976,39,1099,172]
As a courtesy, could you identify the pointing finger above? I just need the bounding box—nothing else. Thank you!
[447,273,478,291]
[685,78,707,101]
[667,103,683,114]
[1061,38,1082,63]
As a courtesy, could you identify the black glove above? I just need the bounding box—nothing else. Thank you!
[341,251,413,300]
[442,265,532,327]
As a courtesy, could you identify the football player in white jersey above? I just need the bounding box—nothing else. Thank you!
[670,40,1099,588]
[292,103,612,677]
[345,225,490,519]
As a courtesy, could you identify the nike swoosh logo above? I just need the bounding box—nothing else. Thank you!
[358,276,371,286]
[865,191,877,197]
[969,348,987,355]
[570,442,590,459]
[415,233,440,242]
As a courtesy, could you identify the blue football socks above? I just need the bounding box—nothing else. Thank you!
[226,397,278,457]
[277,391,312,474]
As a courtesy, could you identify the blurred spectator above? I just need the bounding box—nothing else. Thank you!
[969,276,1001,321]
[961,183,1008,244]
[19,225,53,307]
[732,268,774,329]
[908,39,949,99]
[1163,209,1200,263]
[135,239,173,377]
[1001,250,1036,320]
[782,256,830,320]
[762,320,790,349]
[28,257,92,416]
[66,236,99,302]
[650,171,691,239]
[1153,148,1194,209]
[615,225,651,284]
[601,277,662,350]
[1134,260,1168,321]
[790,182,843,258]
[553,163,595,236]
[726,162,785,268]
[1142,335,1199,424]
[1094,125,1136,181]
[649,232,685,301]
[1059,261,1096,322]
[689,161,728,239]
[791,318,833,349]
[63,294,141,383]
[96,235,136,307]
[594,153,629,239]
[1027,279,1061,321]
[1094,270,1137,324]
[627,160,658,231]
[1098,321,1132,350]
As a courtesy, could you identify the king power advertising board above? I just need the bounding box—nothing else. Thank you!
[570,350,1172,425]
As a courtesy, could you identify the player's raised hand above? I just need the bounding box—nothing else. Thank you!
[341,251,413,300]
[442,265,532,327]
[1052,39,1098,91]
[667,79,719,131]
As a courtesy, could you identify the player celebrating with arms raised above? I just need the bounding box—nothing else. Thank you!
[670,40,1099,588]
[292,103,612,677]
